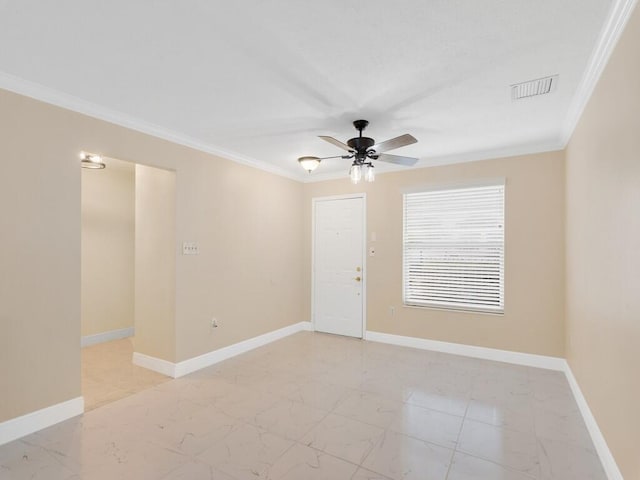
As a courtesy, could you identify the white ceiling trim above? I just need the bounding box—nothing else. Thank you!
[0,0,634,186]
[0,71,302,181]
[302,139,565,183]
[0,68,567,183]
[561,0,638,146]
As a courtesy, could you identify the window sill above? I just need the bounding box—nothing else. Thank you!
[402,303,504,316]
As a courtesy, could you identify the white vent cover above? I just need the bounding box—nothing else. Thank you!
[511,75,558,100]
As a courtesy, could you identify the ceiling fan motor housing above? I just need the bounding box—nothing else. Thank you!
[347,136,376,160]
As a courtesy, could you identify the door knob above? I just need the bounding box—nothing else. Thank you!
[354,276,361,282]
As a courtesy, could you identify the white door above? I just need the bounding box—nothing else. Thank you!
[313,195,365,338]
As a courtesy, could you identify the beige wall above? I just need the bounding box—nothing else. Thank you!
[0,88,305,422]
[2,13,638,476]
[174,157,306,361]
[565,4,640,479]
[81,158,135,337]
[134,164,176,362]
[0,90,81,422]
[303,151,566,357]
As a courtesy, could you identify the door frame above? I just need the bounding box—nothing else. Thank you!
[311,193,367,338]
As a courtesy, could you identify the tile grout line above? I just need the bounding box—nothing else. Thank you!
[444,388,472,479]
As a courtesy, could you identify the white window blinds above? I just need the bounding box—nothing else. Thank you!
[403,183,505,313]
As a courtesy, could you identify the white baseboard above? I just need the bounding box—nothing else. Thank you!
[10,324,622,478]
[563,362,623,480]
[132,321,312,378]
[1,323,623,480]
[132,351,177,377]
[364,330,622,479]
[81,327,135,347]
[365,330,566,371]
[0,397,84,446]
[174,321,312,377]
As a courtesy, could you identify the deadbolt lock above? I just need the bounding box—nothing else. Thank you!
[356,267,361,272]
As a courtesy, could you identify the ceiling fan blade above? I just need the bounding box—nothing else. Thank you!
[374,153,419,166]
[319,135,353,152]
[371,134,417,153]
[317,155,353,160]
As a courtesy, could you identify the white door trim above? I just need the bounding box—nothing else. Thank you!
[311,193,367,338]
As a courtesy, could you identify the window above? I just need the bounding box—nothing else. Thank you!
[403,183,504,313]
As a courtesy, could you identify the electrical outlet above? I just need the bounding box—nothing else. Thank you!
[182,242,199,255]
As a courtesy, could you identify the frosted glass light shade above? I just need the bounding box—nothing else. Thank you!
[80,151,105,169]
[350,164,362,184]
[365,164,375,182]
[298,156,321,173]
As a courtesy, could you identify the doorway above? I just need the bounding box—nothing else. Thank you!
[312,194,366,338]
[80,158,174,411]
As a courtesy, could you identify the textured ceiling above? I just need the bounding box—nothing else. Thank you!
[0,0,615,180]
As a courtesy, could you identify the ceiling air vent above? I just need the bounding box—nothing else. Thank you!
[511,75,558,100]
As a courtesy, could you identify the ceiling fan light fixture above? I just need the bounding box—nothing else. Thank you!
[301,120,419,181]
[298,156,321,173]
[349,163,362,184]
[364,163,375,183]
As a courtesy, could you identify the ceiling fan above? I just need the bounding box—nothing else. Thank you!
[298,120,419,183]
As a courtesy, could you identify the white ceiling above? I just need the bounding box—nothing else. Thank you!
[0,0,617,180]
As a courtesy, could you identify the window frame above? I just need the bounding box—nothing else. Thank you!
[402,181,505,315]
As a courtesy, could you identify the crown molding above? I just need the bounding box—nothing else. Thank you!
[561,0,639,146]
[0,71,304,182]
[301,138,564,183]
[5,1,629,191]
[0,69,564,184]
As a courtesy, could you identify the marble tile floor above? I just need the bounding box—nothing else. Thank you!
[82,337,171,411]
[1,332,606,479]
